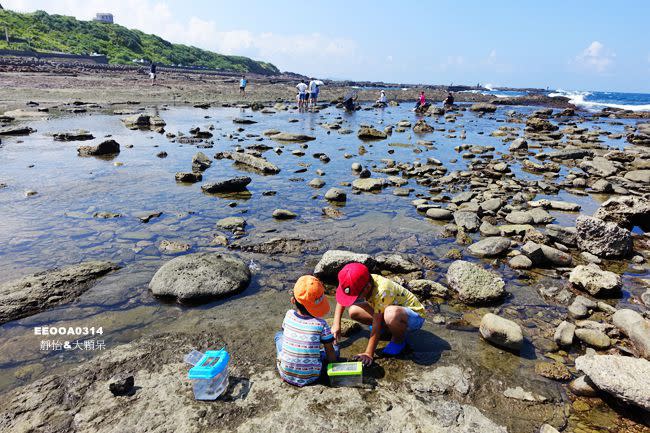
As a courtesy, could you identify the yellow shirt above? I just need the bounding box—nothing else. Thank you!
[366,274,425,318]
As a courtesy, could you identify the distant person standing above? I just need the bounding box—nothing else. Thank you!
[308,78,320,109]
[296,79,308,109]
[149,62,157,86]
[240,75,247,96]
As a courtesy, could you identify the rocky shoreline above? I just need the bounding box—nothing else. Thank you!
[0,88,649,432]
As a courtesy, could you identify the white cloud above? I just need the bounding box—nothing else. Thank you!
[487,49,497,64]
[439,55,464,71]
[574,41,615,73]
[1,0,358,74]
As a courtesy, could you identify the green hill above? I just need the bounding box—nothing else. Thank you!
[0,9,280,75]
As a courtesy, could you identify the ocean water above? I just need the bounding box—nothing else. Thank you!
[548,89,650,112]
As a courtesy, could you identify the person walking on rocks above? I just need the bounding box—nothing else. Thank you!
[331,263,425,365]
[149,62,157,86]
[296,79,308,110]
[239,75,247,96]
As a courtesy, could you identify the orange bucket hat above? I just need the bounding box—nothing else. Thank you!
[293,275,330,317]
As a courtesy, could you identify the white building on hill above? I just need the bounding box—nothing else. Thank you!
[93,13,113,24]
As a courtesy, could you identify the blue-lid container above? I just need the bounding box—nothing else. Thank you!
[188,349,230,380]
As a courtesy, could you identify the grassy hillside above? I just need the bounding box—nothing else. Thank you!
[0,9,280,74]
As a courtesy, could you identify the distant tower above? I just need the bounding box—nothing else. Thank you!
[93,13,114,24]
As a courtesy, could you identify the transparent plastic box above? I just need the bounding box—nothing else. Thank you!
[186,349,230,400]
[327,361,363,387]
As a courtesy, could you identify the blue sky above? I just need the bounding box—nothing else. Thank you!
[5,0,650,92]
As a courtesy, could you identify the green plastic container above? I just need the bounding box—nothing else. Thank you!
[327,362,363,387]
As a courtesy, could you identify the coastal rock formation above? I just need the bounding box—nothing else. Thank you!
[201,176,251,193]
[593,196,650,230]
[569,263,622,296]
[53,129,94,141]
[225,151,280,174]
[191,152,212,172]
[467,237,511,258]
[313,250,375,280]
[269,132,316,142]
[479,313,524,351]
[357,126,387,140]
[575,354,650,411]
[77,139,120,156]
[470,103,497,113]
[446,260,506,304]
[324,188,346,202]
[352,178,385,191]
[575,216,632,258]
[612,309,650,359]
[0,261,119,324]
[175,172,202,183]
[149,253,251,301]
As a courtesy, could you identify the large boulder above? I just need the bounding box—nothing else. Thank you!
[479,313,524,351]
[575,216,632,258]
[575,354,650,411]
[467,237,511,258]
[612,309,650,360]
[0,261,119,324]
[625,169,650,184]
[357,126,388,140]
[77,140,120,156]
[446,260,506,304]
[149,253,251,302]
[569,263,622,296]
[313,250,375,280]
[201,177,251,193]
[593,196,650,231]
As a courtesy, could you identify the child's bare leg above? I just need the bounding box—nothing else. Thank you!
[348,302,374,325]
[383,306,409,343]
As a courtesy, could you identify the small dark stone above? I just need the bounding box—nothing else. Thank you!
[109,374,134,396]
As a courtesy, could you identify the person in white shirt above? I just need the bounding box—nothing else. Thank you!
[296,80,308,109]
[308,78,320,109]
[376,90,387,105]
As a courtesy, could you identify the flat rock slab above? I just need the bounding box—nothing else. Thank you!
[575,354,650,411]
[226,152,280,174]
[0,261,119,324]
[201,176,252,193]
[149,253,251,302]
[269,132,316,142]
[314,250,375,280]
[77,140,120,156]
[468,237,511,258]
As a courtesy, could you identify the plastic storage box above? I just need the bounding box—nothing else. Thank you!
[187,349,230,400]
[327,362,363,387]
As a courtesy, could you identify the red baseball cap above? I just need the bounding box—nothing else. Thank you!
[336,263,370,307]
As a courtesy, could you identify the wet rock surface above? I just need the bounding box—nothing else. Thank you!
[0,261,119,324]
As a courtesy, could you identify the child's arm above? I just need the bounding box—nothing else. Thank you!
[323,341,337,363]
[357,312,383,366]
[331,303,345,342]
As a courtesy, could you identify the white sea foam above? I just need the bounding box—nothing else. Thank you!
[550,89,650,112]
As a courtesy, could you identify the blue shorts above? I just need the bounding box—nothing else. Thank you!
[310,92,318,99]
[405,308,425,332]
[299,93,307,100]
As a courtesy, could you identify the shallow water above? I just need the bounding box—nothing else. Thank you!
[0,102,647,402]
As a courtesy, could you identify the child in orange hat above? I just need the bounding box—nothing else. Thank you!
[275,275,338,387]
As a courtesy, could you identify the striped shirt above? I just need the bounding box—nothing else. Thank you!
[277,310,334,387]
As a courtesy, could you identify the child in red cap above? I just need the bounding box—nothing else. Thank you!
[275,275,338,386]
[332,262,425,365]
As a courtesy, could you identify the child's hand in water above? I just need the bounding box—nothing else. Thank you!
[355,352,373,366]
